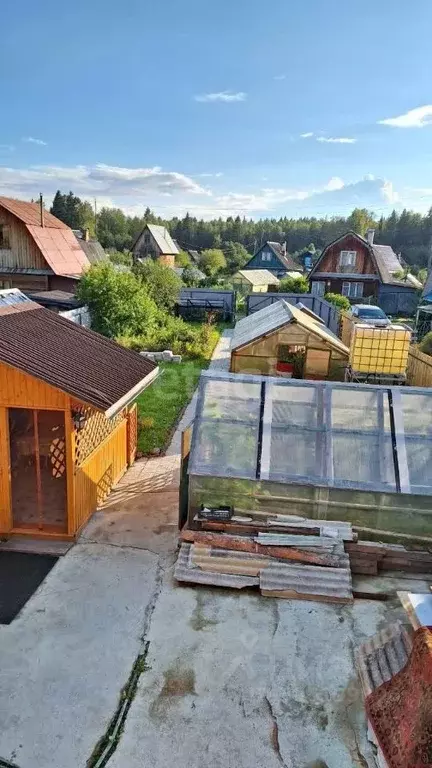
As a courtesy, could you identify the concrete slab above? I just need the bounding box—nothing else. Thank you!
[109,566,406,768]
[0,542,159,768]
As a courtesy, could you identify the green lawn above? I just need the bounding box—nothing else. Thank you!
[136,359,207,455]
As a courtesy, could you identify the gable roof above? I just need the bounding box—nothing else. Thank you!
[309,230,411,287]
[132,223,179,255]
[254,241,302,271]
[231,299,348,355]
[0,196,91,277]
[0,289,158,416]
[234,269,280,286]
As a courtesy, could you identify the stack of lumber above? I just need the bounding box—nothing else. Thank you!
[175,524,354,604]
[347,540,432,576]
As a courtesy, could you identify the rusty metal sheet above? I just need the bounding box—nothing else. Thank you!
[174,544,259,589]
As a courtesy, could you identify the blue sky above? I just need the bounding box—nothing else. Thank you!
[2,0,432,219]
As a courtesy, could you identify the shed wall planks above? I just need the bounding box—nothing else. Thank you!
[0,361,68,410]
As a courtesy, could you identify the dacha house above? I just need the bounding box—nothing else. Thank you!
[242,241,302,278]
[132,223,180,268]
[308,229,421,315]
[0,289,158,540]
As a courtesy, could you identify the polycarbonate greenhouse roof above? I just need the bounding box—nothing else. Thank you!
[189,371,432,497]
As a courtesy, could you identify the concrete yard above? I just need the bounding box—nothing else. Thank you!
[0,329,421,767]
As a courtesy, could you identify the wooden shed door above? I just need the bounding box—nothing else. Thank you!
[8,408,67,533]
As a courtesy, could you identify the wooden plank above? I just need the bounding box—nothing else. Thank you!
[0,406,12,533]
[65,402,76,537]
[181,530,347,568]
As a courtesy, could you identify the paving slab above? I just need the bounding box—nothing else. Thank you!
[109,564,406,768]
[0,542,159,768]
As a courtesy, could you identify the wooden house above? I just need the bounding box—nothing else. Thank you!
[308,230,421,315]
[230,300,349,379]
[0,289,158,540]
[242,241,302,278]
[0,196,90,294]
[232,269,279,294]
[132,224,179,268]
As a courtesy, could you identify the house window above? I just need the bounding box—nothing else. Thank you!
[342,281,363,298]
[311,281,325,296]
[261,251,271,262]
[0,224,11,249]
[143,232,151,245]
[339,250,357,270]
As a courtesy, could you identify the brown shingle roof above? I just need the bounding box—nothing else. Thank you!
[0,296,158,414]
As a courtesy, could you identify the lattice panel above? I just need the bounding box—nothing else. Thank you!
[73,403,125,466]
[50,437,66,478]
[127,404,138,464]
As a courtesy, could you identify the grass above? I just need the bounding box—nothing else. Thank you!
[136,358,209,455]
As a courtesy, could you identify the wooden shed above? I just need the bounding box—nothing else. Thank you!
[230,299,349,379]
[232,269,279,294]
[0,289,158,540]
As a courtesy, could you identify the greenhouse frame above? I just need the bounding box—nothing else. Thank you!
[186,371,432,538]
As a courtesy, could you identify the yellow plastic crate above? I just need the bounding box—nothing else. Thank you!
[349,324,411,374]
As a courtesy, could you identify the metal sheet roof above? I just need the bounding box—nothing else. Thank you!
[27,225,90,276]
[234,269,280,286]
[0,197,69,228]
[147,224,179,255]
[0,300,158,413]
[230,300,349,355]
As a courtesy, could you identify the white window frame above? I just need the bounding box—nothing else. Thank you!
[339,250,357,267]
[342,281,363,298]
[311,281,325,297]
[261,251,271,262]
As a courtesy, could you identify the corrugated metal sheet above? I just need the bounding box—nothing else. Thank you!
[27,225,90,276]
[231,300,349,355]
[259,561,353,602]
[147,224,179,255]
[231,300,292,350]
[0,197,69,228]
[175,544,259,588]
[355,622,412,697]
[235,269,280,286]
[0,304,158,413]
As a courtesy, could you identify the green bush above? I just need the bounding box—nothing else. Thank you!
[116,318,219,360]
[133,260,182,311]
[419,332,432,356]
[278,274,309,293]
[324,292,351,312]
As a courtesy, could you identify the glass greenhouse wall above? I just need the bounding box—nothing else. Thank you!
[187,371,432,537]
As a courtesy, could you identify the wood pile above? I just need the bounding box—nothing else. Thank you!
[175,511,354,604]
[347,541,432,576]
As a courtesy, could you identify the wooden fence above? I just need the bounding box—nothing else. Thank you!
[406,346,432,387]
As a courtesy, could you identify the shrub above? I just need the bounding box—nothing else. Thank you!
[324,292,351,312]
[77,263,158,338]
[133,260,182,311]
[419,331,432,356]
[278,274,309,293]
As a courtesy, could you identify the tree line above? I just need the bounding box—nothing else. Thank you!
[50,190,432,272]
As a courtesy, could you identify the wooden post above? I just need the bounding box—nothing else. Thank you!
[33,410,43,530]
[65,402,76,536]
[0,407,12,533]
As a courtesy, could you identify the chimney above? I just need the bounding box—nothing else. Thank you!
[282,241,287,255]
[83,228,90,242]
[366,228,375,245]
[39,193,44,227]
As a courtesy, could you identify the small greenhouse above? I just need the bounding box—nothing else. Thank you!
[186,371,432,539]
[230,300,349,379]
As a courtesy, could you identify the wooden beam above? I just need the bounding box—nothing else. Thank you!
[0,407,12,533]
[64,401,76,537]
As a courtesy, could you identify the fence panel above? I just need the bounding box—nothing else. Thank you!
[127,403,138,466]
[406,347,432,387]
[246,293,340,334]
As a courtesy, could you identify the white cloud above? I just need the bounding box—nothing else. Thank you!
[379,105,432,128]
[325,177,345,191]
[197,172,223,178]
[274,74,286,81]
[300,132,314,138]
[22,136,47,146]
[317,136,357,144]
[194,91,247,103]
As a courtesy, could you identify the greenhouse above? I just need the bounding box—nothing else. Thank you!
[186,371,432,538]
